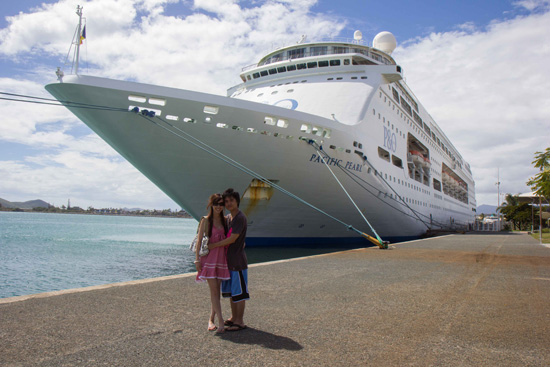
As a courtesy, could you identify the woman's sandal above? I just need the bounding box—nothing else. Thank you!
[226,324,247,332]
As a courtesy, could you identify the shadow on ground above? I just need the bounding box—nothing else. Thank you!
[218,327,303,351]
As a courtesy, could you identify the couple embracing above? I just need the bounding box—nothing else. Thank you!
[194,188,249,334]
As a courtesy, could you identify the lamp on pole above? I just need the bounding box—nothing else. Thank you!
[495,168,501,231]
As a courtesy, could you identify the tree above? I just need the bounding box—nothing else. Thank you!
[527,147,550,200]
[498,194,533,230]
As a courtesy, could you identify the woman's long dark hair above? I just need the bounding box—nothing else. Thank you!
[206,194,228,237]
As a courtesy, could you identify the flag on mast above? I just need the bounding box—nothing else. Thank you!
[79,25,86,44]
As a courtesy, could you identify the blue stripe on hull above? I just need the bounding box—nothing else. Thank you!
[245,235,420,247]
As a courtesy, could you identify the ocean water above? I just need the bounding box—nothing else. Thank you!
[1,211,354,299]
[0,211,198,299]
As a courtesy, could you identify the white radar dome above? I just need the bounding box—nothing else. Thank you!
[373,31,397,55]
[353,30,363,41]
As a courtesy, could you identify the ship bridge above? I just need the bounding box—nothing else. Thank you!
[229,32,403,124]
[239,40,398,83]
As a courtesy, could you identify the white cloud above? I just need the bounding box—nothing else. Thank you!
[0,152,172,209]
[1,0,548,210]
[394,10,550,206]
[513,0,550,11]
[0,0,343,208]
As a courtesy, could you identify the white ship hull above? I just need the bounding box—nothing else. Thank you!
[46,38,476,246]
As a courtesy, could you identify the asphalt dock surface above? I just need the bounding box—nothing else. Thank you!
[2,233,549,366]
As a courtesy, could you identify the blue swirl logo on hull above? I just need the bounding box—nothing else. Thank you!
[273,99,298,110]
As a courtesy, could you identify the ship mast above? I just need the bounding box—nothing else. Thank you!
[75,5,83,75]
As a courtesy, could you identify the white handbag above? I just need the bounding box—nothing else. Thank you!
[190,217,209,257]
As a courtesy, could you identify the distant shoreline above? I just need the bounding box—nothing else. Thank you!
[0,208,194,219]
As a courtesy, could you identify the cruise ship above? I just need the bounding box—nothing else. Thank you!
[46,26,476,246]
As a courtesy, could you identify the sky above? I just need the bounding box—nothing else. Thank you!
[0,0,549,210]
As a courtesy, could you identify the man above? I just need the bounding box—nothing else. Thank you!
[208,188,249,331]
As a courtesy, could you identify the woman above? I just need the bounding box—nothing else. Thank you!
[195,194,230,333]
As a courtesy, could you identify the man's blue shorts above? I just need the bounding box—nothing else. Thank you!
[222,269,249,303]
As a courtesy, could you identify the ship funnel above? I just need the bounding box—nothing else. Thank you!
[373,31,397,55]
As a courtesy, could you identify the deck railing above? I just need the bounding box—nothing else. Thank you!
[241,45,391,72]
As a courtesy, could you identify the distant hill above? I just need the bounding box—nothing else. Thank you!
[477,204,498,215]
[0,198,51,209]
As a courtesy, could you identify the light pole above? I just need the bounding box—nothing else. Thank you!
[496,168,501,231]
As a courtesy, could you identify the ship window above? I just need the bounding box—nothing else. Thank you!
[378,147,390,162]
[287,64,297,71]
[149,98,166,106]
[247,128,257,133]
[271,91,278,95]
[216,123,228,128]
[257,93,263,97]
[400,96,412,116]
[231,125,243,131]
[336,77,343,80]
[353,141,358,147]
[247,75,251,80]
[269,68,277,75]
[330,145,336,149]
[392,87,399,102]
[344,59,350,65]
[271,53,283,62]
[330,60,341,66]
[297,63,307,70]
[183,117,195,123]
[264,116,276,125]
[301,80,307,83]
[413,111,423,126]
[351,76,357,80]
[166,115,178,121]
[361,76,368,79]
[311,46,328,56]
[392,155,403,168]
[277,119,288,128]
[300,124,312,133]
[323,129,332,138]
[287,89,294,93]
[128,95,146,103]
[327,77,334,80]
[203,105,219,115]
[307,62,318,68]
[333,46,348,54]
[319,60,329,67]
[253,72,260,79]
[260,70,268,76]
[358,143,362,149]
[345,149,351,153]
[277,66,287,73]
[312,126,323,136]
[288,48,306,59]
[433,179,441,191]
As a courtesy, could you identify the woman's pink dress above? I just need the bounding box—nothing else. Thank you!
[196,226,230,282]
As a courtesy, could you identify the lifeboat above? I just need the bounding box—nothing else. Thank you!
[409,150,424,166]
[422,156,431,170]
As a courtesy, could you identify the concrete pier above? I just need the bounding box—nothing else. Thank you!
[1,233,549,366]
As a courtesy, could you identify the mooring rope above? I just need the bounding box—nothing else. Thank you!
[136,112,388,246]
[5,90,462,244]
[312,146,385,247]
[309,141,441,230]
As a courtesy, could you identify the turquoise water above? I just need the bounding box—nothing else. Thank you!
[0,211,357,299]
[0,212,198,298]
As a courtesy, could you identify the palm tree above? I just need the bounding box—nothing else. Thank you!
[499,194,519,230]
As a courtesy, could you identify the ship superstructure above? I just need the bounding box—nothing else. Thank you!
[46,29,476,245]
